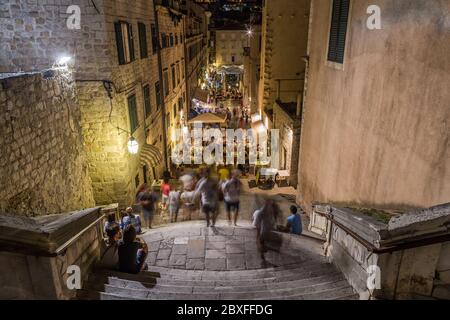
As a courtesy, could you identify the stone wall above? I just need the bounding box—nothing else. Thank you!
[0,69,95,216]
[0,0,165,208]
[0,0,110,78]
[298,0,450,213]
[79,0,163,207]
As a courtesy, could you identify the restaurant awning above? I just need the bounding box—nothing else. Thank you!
[193,87,209,104]
[217,65,244,74]
[140,144,163,168]
[188,113,228,124]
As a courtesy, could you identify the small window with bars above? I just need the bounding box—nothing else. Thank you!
[327,0,350,64]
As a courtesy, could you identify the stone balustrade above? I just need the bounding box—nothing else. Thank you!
[0,204,118,299]
[309,203,450,300]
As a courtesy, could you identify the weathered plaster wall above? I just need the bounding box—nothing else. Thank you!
[298,0,450,212]
[0,70,95,216]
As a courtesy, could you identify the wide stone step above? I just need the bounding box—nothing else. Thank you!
[88,272,344,294]
[82,278,353,300]
[94,260,335,284]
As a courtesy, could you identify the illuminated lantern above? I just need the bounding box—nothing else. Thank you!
[127,137,139,154]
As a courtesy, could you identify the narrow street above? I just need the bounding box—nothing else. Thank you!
[1,0,449,305]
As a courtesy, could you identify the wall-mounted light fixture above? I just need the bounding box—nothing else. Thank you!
[56,56,72,66]
[127,137,139,154]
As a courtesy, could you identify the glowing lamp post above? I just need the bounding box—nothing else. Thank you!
[127,137,139,154]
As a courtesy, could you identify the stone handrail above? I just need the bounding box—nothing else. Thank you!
[312,203,450,253]
[309,203,450,300]
[0,207,104,256]
[0,204,118,299]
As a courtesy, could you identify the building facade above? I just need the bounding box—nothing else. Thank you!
[154,2,187,171]
[243,25,261,114]
[255,0,310,187]
[213,28,247,66]
[0,0,196,208]
[78,0,163,207]
[257,0,310,116]
[297,0,450,213]
[181,1,210,115]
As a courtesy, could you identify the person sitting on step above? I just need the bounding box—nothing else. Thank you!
[118,225,148,274]
[104,213,119,235]
[278,205,303,236]
[99,225,121,270]
[120,207,142,234]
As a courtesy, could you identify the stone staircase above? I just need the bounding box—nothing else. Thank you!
[77,223,358,300]
[79,264,357,300]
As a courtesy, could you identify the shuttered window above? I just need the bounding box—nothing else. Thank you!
[115,21,135,65]
[138,22,148,59]
[143,85,151,118]
[171,64,176,89]
[163,70,170,97]
[128,95,139,133]
[155,81,162,109]
[161,33,167,48]
[327,0,350,64]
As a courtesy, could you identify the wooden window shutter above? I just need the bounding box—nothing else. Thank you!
[128,23,135,62]
[115,22,125,65]
[328,0,350,64]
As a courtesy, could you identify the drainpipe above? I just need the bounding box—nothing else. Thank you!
[154,3,169,171]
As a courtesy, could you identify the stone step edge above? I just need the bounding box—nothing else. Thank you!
[78,283,355,301]
[94,261,336,283]
[92,264,339,286]
[87,278,349,298]
[145,258,329,276]
[88,272,344,293]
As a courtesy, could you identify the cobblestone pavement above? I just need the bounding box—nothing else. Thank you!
[141,220,312,271]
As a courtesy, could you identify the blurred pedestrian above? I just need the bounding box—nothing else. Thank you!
[169,188,181,223]
[252,197,280,260]
[161,178,171,210]
[223,170,242,226]
[139,189,158,229]
[194,167,220,227]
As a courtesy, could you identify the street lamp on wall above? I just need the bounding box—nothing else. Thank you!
[127,137,139,154]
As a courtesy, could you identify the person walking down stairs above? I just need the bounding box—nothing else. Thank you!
[194,167,220,228]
